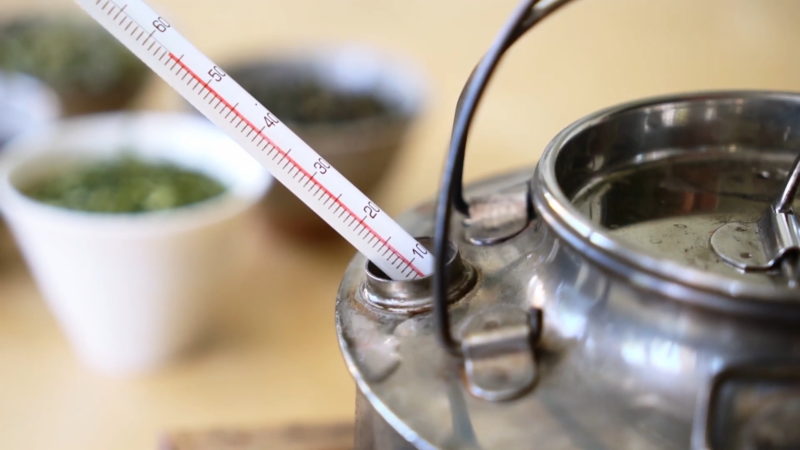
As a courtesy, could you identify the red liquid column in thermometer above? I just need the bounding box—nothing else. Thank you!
[77,0,433,280]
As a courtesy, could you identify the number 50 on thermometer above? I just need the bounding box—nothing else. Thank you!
[76,0,434,281]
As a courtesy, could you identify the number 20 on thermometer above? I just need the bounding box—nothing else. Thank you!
[76,0,434,280]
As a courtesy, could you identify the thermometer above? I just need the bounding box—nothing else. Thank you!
[76,0,433,280]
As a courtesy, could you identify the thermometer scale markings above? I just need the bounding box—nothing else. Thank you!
[165,53,416,276]
[77,0,433,280]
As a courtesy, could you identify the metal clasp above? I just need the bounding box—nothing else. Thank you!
[460,305,542,401]
[463,181,534,246]
[711,153,800,286]
[756,204,800,274]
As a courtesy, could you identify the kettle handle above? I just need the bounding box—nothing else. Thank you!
[433,0,574,356]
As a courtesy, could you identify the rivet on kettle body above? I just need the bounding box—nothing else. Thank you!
[361,237,478,314]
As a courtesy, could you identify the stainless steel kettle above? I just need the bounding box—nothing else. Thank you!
[335,1,800,448]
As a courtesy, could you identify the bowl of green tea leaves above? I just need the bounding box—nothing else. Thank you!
[0,112,271,374]
[23,156,226,215]
[0,15,149,116]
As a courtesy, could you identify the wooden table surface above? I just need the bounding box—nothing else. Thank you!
[3,0,800,448]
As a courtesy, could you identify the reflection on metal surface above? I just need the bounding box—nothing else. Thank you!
[692,362,800,450]
[757,206,800,287]
[348,312,402,382]
[711,222,770,270]
[758,208,799,273]
[620,338,698,375]
[441,361,481,450]
[775,153,800,214]
[460,305,539,401]
[742,395,800,450]
[464,183,533,246]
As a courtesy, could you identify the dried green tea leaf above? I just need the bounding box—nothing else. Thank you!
[23,156,226,214]
[246,79,390,124]
[0,16,147,95]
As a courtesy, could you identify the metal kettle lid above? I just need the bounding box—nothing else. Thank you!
[533,91,800,307]
[427,1,800,360]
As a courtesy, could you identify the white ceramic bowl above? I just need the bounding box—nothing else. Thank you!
[0,112,271,375]
[0,71,61,149]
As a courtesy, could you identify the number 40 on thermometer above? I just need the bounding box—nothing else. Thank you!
[77,0,434,280]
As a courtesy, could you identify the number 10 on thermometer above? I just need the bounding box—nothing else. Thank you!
[76,0,433,280]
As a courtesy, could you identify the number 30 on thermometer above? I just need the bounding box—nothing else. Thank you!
[77,0,434,280]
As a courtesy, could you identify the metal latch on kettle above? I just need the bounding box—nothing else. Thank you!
[711,154,800,286]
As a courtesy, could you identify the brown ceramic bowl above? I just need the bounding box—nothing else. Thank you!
[218,46,428,238]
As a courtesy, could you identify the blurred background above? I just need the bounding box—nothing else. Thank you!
[2,0,800,449]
